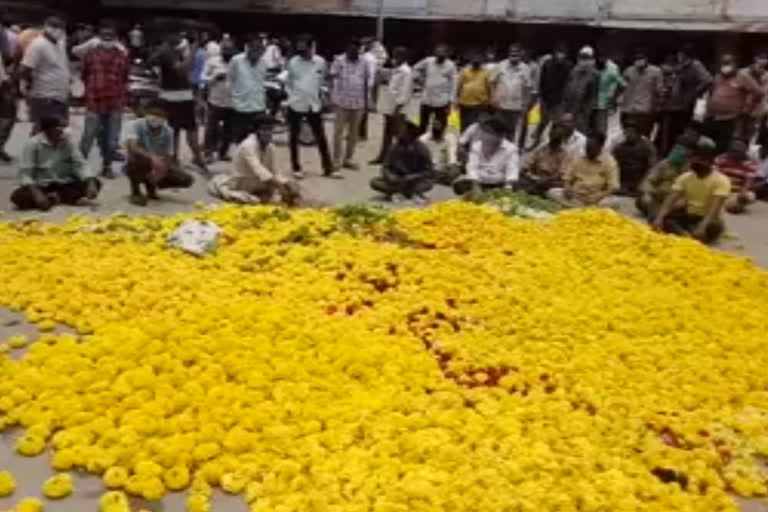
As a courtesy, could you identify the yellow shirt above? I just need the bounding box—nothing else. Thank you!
[671,170,732,216]
[458,66,491,106]
[564,153,620,205]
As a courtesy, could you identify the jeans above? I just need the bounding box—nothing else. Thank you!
[231,110,265,145]
[204,104,232,158]
[332,106,363,168]
[27,97,69,134]
[418,104,450,134]
[287,108,333,173]
[80,110,122,168]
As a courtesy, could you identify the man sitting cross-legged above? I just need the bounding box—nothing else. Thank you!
[11,115,100,211]
[370,120,434,203]
[124,101,195,207]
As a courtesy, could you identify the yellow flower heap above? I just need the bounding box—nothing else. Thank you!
[1,202,767,512]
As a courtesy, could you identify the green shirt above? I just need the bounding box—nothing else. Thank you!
[597,62,626,110]
[19,133,93,187]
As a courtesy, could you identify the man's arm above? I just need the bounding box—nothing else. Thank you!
[465,144,480,182]
[504,146,520,186]
[741,71,765,116]
[66,138,93,182]
[395,68,413,110]
[240,141,274,182]
[18,141,38,187]
[693,195,726,240]
[446,133,458,167]
[639,161,663,195]
[449,62,458,104]
[653,190,683,230]
[693,60,713,98]
[19,40,41,95]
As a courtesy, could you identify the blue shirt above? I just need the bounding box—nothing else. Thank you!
[228,52,268,113]
[192,48,207,88]
[127,118,172,156]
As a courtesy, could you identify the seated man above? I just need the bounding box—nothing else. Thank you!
[457,111,492,166]
[612,119,657,195]
[11,116,100,211]
[637,135,695,219]
[548,132,620,207]
[209,115,300,205]
[124,102,195,206]
[519,122,571,196]
[540,113,587,157]
[653,136,730,244]
[370,121,434,202]
[453,118,519,196]
[715,138,758,214]
[419,117,459,185]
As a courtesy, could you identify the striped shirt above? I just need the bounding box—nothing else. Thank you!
[715,155,758,194]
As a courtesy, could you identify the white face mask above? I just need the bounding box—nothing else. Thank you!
[146,115,164,129]
[721,65,735,75]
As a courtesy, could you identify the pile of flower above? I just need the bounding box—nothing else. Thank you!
[1,202,768,512]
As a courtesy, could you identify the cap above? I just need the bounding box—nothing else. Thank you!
[579,46,594,57]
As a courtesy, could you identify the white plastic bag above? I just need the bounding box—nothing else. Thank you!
[693,97,708,122]
[167,220,221,256]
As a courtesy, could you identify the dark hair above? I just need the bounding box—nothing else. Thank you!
[145,99,167,116]
[296,33,314,45]
[483,118,508,137]
[39,115,63,131]
[588,131,607,146]
[392,46,408,62]
[634,47,648,59]
[251,113,277,132]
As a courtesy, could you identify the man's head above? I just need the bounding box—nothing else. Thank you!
[508,44,522,64]
[435,44,448,63]
[397,120,421,145]
[666,134,696,168]
[361,37,374,52]
[39,116,65,144]
[43,16,65,42]
[392,46,407,66]
[634,49,648,69]
[753,51,768,72]
[346,38,361,61]
[431,117,446,140]
[469,50,483,68]
[690,136,717,177]
[245,34,265,60]
[144,100,167,131]
[553,42,567,61]
[166,31,182,48]
[548,123,566,148]
[720,54,737,76]
[558,113,576,137]
[727,138,749,161]
[622,119,641,144]
[252,115,277,147]
[480,118,507,151]
[578,46,594,63]
[678,43,694,65]
[586,132,606,160]
[295,33,314,58]
[98,19,117,42]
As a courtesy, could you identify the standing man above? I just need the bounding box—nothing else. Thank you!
[593,52,625,137]
[705,54,764,154]
[371,46,412,165]
[329,38,368,173]
[620,49,663,138]
[149,31,208,172]
[490,44,532,143]
[202,45,233,162]
[358,37,378,141]
[19,17,70,132]
[742,52,768,142]
[676,44,712,133]
[285,34,334,179]
[228,34,269,145]
[561,46,599,135]
[78,20,130,179]
[128,24,144,58]
[533,43,572,148]
[0,20,15,162]
[457,50,491,133]
[654,55,684,156]
[413,44,457,134]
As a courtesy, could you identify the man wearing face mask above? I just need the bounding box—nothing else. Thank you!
[11,116,99,211]
[705,54,764,154]
[124,101,194,207]
[228,34,269,146]
[561,46,599,136]
[533,43,573,148]
[490,44,532,143]
[653,137,730,244]
[457,50,491,132]
[77,20,130,180]
[419,117,459,185]
[620,49,662,138]
[453,118,519,196]
[209,115,299,205]
[414,44,458,135]
[520,122,572,197]
[149,31,208,174]
[637,134,696,218]
[19,17,70,132]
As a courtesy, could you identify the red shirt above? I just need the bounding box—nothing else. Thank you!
[82,45,129,114]
[715,155,758,194]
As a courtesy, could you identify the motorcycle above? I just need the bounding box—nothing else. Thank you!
[128,59,160,115]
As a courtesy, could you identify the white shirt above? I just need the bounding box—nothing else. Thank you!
[233,135,288,184]
[71,37,127,59]
[467,139,519,185]
[541,130,587,157]
[378,63,412,115]
[459,122,483,147]
[21,35,70,101]
[363,51,377,90]
[414,56,458,107]
[202,55,231,108]
[263,44,284,69]
[491,60,532,110]
[420,131,458,170]
[286,54,326,113]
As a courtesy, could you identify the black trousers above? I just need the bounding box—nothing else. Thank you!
[375,114,402,162]
[204,104,232,158]
[656,109,692,156]
[459,105,486,133]
[125,154,194,197]
[11,179,101,210]
[287,108,333,173]
[419,104,450,134]
[662,212,724,244]
[230,110,265,145]
[370,176,433,198]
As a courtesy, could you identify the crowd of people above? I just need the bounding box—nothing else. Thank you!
[1,15,767,245]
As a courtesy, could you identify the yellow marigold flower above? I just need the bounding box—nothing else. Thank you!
[0,470,16,497]
[42,473,74,499]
